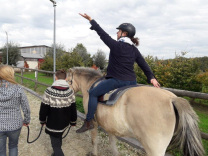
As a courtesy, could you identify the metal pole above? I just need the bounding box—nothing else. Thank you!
[5,31,8,65]
[50,0,56,82]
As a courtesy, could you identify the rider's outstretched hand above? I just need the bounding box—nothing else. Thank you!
[79,13,92,21]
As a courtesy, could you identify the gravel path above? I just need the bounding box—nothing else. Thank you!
[18,92,144,156]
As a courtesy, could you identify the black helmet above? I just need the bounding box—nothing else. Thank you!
[116,23,136,38]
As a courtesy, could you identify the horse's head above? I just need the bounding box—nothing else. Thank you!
[66,68,79,93]
[66,67,103,94]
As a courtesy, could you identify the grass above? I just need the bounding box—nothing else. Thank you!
[15,72,53,95]
[15,71,208,155]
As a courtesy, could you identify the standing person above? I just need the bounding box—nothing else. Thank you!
[76,13,160,133]
[0,65,30,156]
[39,70,77,156]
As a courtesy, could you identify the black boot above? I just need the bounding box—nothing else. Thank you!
[76,119,94,133]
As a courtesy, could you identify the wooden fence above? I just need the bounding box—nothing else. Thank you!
[14,66,208,141]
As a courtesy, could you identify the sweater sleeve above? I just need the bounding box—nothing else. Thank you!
[20,88,31,124]
[90,20,118,50]
[135,50,155,83]
[39,102,50,124]
[69,102,77,126]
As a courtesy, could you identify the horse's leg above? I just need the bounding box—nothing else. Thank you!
[140,138,168,156]
[90,124,98,156]
[109,134,120,156]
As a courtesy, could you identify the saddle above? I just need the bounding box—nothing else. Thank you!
[89,77,138,106]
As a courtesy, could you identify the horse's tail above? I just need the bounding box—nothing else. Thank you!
[170,97,205,156]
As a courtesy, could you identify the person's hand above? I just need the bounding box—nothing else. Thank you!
[150,78,160,88]
[79,13,92,21]
[23,123,29,127]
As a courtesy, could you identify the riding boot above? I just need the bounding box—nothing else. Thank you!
[76,119,94,133]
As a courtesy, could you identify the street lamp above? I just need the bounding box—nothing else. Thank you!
[5,31,8,65]
[49,0,56,82]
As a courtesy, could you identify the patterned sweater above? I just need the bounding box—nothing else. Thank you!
[39,80,77,137]
[0,81,30,132]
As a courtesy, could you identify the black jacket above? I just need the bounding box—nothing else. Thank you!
[90,20,155,83]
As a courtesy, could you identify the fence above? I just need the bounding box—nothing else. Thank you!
[14,66,208,141]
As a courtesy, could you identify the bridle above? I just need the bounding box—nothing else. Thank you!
[66,71,76,92]
[67,71,74,85]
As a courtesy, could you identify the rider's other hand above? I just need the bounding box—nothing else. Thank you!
[151,79,160,88]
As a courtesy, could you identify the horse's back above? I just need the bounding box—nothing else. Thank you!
[97,86,176,136]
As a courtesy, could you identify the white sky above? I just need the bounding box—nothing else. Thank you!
[0,0,207,59]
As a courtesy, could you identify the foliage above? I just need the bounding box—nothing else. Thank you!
[40,55,54,71]
[93,49,106,70]
[195,56,208,72]
[1,42,21,66]
[46,43,66,59]
[40,43,94,71]
[134,55,156,84]
[73,43,92,66]
[196,71,208,93]
[56,52,84,70]
[134,53,202,92]
[156,56,201,91]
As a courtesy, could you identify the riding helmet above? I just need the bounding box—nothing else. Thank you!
[116,23,136,38]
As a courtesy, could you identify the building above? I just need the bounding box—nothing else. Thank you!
[0,45,50,68]
[18,45,50,69]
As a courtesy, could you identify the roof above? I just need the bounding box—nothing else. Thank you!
[19,45,51,49]
[21,53,44,59]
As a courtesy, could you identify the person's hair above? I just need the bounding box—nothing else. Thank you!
[0,65,18,85]
[130,37,139,46]
[55,69,66,79]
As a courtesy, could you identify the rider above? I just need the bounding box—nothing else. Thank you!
[76,13,160,133]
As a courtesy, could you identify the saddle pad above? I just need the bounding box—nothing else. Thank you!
[98,84,139,105]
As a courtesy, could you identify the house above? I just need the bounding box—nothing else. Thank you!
[18,45,50,69]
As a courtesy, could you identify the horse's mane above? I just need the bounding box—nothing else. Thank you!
[72,67,103,82]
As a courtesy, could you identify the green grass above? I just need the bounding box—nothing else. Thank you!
[195,110,208,133]
[15,72,53,94]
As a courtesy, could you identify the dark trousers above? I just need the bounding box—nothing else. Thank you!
[86,78,137,121]
[50,135,64,156]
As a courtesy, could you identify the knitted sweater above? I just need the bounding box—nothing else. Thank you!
[0,81,30,132]
[39,80,77,137]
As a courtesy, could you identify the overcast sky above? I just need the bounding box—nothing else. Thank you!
[0,0,207,59]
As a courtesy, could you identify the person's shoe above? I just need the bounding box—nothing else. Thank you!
[76,119,94,133]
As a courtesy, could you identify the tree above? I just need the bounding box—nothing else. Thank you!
[154,53,202,91]
[40,43,66,71]
[93,49,106,70]
[46,43,65,59]
[2,42,21,66]
[73,43,91,66]
[134,55,156,84]
[56,52,84,70]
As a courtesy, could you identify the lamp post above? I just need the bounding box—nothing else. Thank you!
[5,31,8,65]
[49,0,56,82]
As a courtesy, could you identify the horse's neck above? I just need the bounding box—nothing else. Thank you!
[80,77,100,96]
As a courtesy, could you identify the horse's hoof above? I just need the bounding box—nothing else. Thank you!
[86,152,97,156]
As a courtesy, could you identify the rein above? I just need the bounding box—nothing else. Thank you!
[26,125,71,144]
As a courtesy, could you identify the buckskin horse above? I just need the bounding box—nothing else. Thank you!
[66,67,205,156]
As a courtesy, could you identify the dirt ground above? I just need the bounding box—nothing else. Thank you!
[17,92,142,156]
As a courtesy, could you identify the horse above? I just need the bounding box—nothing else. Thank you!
[66,67,205,156]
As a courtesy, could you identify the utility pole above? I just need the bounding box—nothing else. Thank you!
[49,0,57,81]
